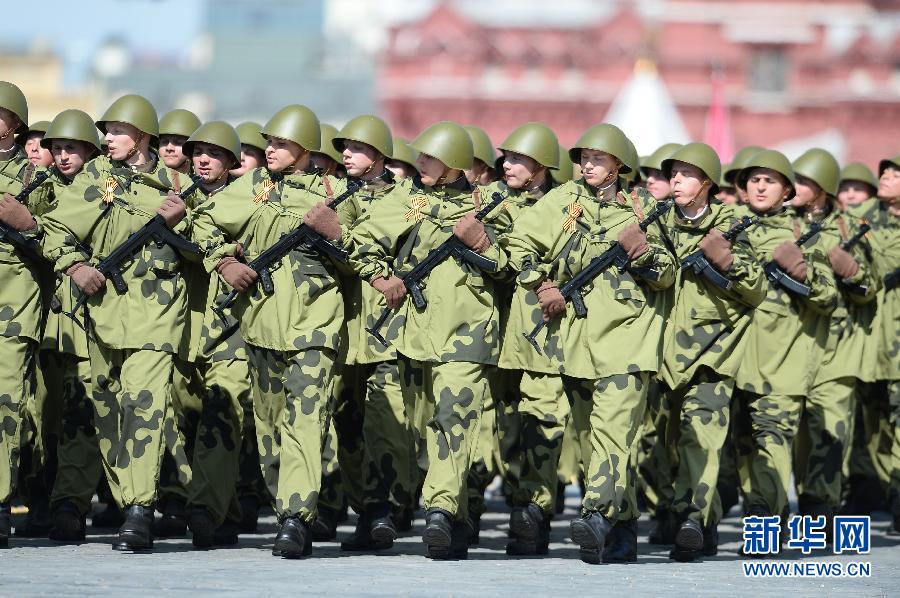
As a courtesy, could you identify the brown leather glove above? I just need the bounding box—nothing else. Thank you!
[536,279,566,322]
[370,275,407,309]
[772,240,808,281]
[66,262,106,295]
[617,223,649,259]
[453,212,490,253]
[157,192,187,229]
[0,193,37,231]
[216,256,258,292]
[828,245,859,279]
[698,228,734,272]
[303,202,342,240]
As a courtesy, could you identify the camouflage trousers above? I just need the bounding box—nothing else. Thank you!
[246,345,335,524]
[165,358,249,525]
[558,415,581,485]
[652,376,733,526]
[562,371,650,521]
[732,389,802,517]
[397,355,487,521]
[46,355,101,516]
[89,343,175,508]
[492,368,523,506]
[793,376,855,511]
[636,380,664,517]
[235,385,267,505]
[0,335,36,503]
[19,349,66,506]
[467,380,497,520]
[321,361,417,515]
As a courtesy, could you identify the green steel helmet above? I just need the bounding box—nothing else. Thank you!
[390,137,418,168]
[96,94,159,138]
[839,162,878,190]
[662,142,722,194]
[410,121,473,171]
[878,154,900,177]
[464,125,497,169]
[158,109,201,139]
[17,120,51,145]
[719,165,735,190]
[182,121,242,168]
[333,114,393,158]
[724,145,764,184]
[642,142,682,173]
[261,104,320,151]
[551,143,573,184]
[234,121,267,153]
[0,81,28,133]
[41,110,102,151]
[497,122,559,169]
[737,149,796,199]
[316,124,343,163]
[792,148,839,197]
[569,123,638,174]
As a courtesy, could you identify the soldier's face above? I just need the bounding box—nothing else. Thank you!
[837,181,873,209]
[192,142,231,183]
[309,153,338,175]
[0,108,18,141]
[386,160,416,180]
[104,121,142,161]
[644,168,672,200]
[265,136,308,173]
[878,166,900,201]
[159,134,190,169]
[746,167,791,211]
[580,150,620,187]
[669,161,709,208]
[342,140,380,178]
[502,151,543,190]
[792,174,826,208]
[230,145,265,177]
[25,133,53,167]
[416,153,449,186]
[51,139,93,177]
[716,187,738,205]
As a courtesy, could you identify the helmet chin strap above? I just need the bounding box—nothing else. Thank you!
[682,180,710,208]
[283,149,309,174]
[124,132,145,161]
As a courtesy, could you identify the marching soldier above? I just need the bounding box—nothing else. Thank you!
[191,104,349,558]
[464,125,499,186]
[158,109,201,174]
[39,94,191,551]
[501,123,675,564]
[309,124,345,178]
[386,137,418,180]
[0,81,52,548]
[640,143,681,201]
[230,122,268,178]
[839,163,879,215]
[20,121,53,168]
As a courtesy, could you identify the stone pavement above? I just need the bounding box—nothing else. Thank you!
[4,488,899,596]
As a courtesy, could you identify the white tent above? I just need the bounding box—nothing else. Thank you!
[604,59,691,156]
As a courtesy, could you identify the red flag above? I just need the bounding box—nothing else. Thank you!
[704,69,734,163]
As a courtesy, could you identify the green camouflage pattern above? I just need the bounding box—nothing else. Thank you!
[500,180,675,379]
[0,335,35,503]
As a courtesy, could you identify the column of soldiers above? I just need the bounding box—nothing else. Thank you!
[0,80,897,564]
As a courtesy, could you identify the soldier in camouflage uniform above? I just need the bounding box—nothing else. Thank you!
[788,149,880,534]
[307,115,420,551]
[0,81,52,548]
[158,109,201,175]
[309,124,346,179]
[39,94,192,551]
[652,143,765,561]
[386,137,418,181]
[731,150,838,544]
[20,121,53,168]
[464,125,499,186]
[640,143,681,202]
[838,163,878,214]
[342,121,511,559]
[230,122,267,179]
[501,123,675,564]
[27,110,104,544]
[191,104,349,559]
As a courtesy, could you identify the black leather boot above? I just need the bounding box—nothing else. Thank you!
[48,501,86,543]
[648,509,678,545]
[188,507,216,549]
[602,519,637,563]
[369,503,398,547]
[422,508,454,559]
[506,502,550,556]
[0,502,10,548]
[273,516,312,559]
[213,520,240,546]
[154,498,187,537]
[393,505,414,532]
[310,506,337,542]
[91,502,125,529]
[670,519,704,562]
[112,505,154,551]
[238,495,259,534]
[570,512,613,564]
[15,496,52,537]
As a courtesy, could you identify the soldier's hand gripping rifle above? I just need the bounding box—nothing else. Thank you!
[0,171,50,262]
[681,215,759,289]
[522,199,673,354]
[762,222,821,297]
[365,191,506,348]
[210,180,361,329]
[64,175,204,330]
[835,221,872,296]
[885,268,900,292]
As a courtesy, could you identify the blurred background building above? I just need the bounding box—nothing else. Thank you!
[3,0,899,165]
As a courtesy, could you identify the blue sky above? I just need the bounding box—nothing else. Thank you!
[4,0,205,84]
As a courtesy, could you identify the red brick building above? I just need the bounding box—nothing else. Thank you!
[377,0,900,165]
